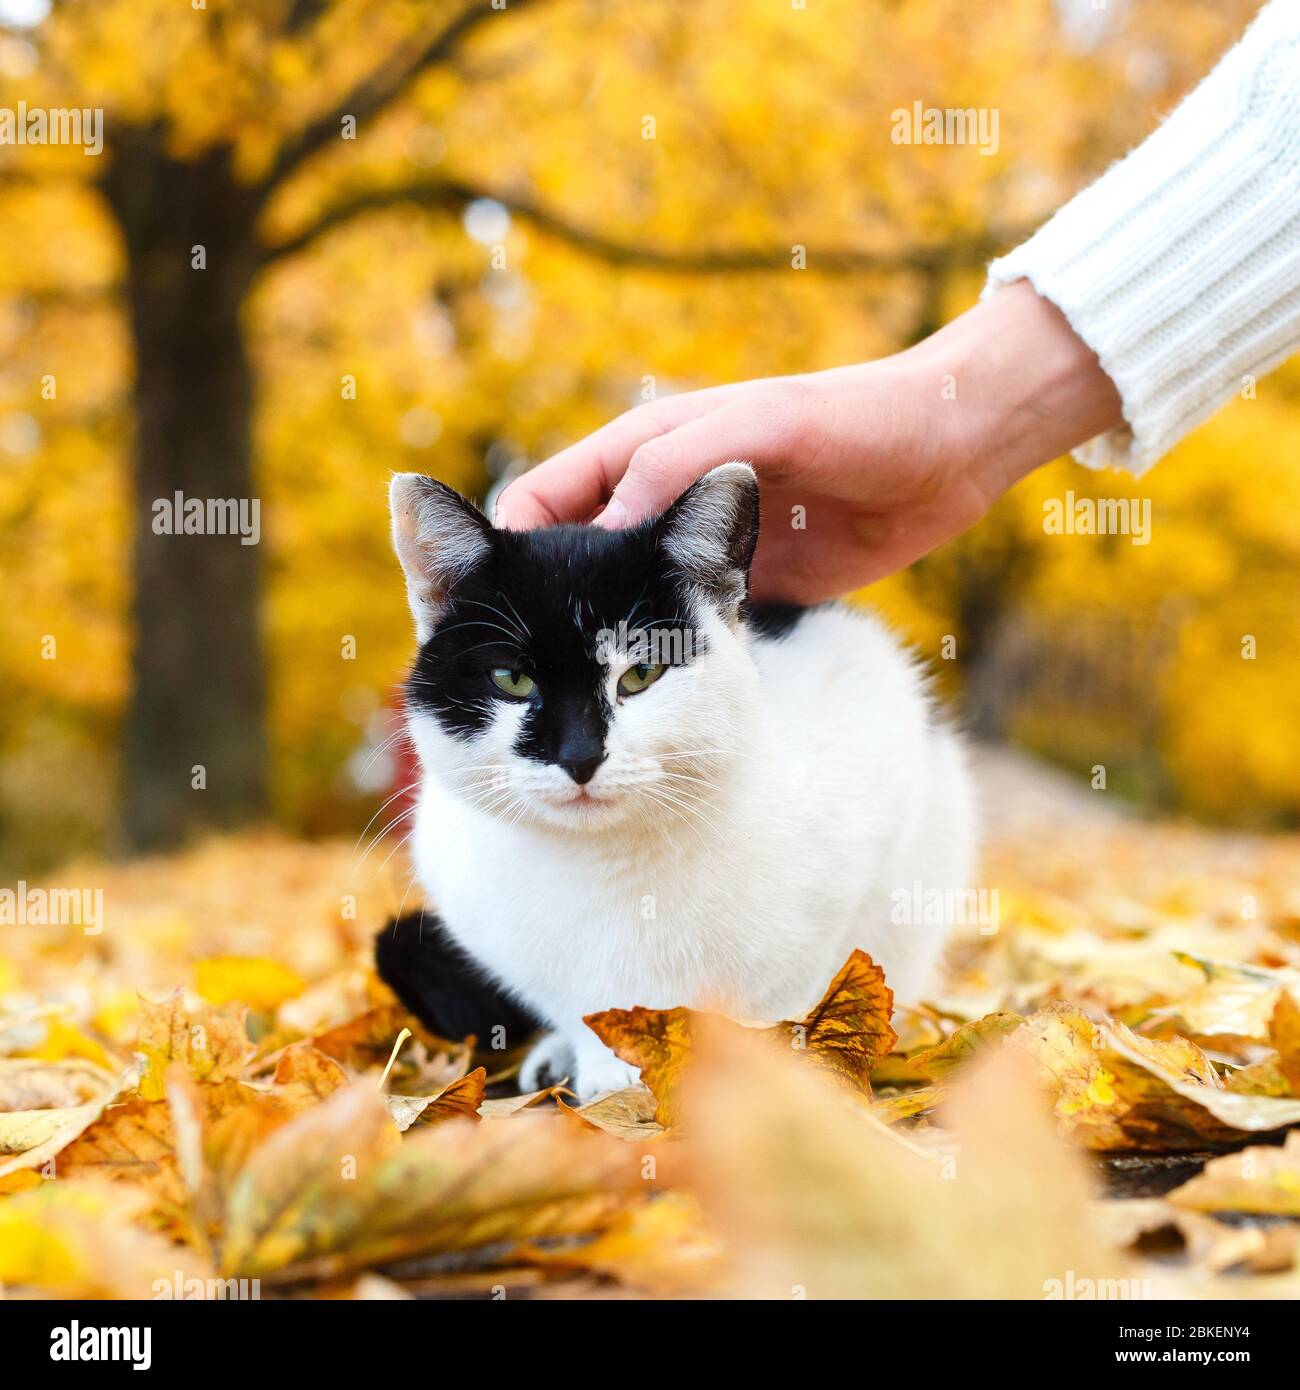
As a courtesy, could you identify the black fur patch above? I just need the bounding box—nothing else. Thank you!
[375,912,542,1047]
[743,600,815,642]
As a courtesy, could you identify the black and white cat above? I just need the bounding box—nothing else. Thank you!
[378,463,974,1099]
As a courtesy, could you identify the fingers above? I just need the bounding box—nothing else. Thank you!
[596,393,805,527]
[494,389,730,529]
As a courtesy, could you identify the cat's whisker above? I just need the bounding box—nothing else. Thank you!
[638,785,713,852]
[350,781,422,861]
[372,825,418,880]
[427,617,521,644]
[353,803,419,872]
[457,597,530,643]
[645,785,736,841]
[351,725,412,788]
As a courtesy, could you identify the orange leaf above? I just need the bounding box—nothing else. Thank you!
[586,950,898,1125]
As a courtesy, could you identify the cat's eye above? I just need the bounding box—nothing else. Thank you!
[618,661,666,696]
[489,667,536,700]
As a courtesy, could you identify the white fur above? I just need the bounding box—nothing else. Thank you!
[403,599,976,1100]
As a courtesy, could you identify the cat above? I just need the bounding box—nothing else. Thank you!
[376,462,975,1100]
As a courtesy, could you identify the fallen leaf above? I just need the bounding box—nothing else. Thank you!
[560,1086,663,1140]
[0,1179,210,1298]
[583,1007,692,1127]
[56,1099,190,1229]
[0,1066,135,1179]
[478,1084,573,1118]
[383,1067,486,1130]
[0,1058,118,1111]
[219,1083,659,1283]
[1169,1130,1300,1217]
[586,949,898,1125]
[682,1015,1117,1298]
[904,1010,1024,1080]
[137,991,253,1100]
[271,1042,349,1104]
[196,955,306,1011]
[1268,990,1300,1094]
[0,1104,102,1155]
[521,1191,727,1294]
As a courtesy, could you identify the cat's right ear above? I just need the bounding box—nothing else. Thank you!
[390,473,492,641]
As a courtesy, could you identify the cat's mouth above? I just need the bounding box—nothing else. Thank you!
[555,786,604,808]
[536,784,620,821]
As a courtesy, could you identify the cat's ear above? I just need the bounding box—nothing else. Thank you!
[655,462,759,619]
[390,473,492,640]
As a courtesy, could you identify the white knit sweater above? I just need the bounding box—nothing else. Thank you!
[986,0,1300,475]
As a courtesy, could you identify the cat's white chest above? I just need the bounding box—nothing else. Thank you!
[410,779,829,1024]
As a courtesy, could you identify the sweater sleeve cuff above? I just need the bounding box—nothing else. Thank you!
[983,0,1300,476]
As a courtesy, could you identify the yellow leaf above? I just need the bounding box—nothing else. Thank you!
[137,990,254,1100]
[31,1018,120,1072]
[1169,1130,1300,1218]
[0,1179,210,1298]
[196,955,306,1010]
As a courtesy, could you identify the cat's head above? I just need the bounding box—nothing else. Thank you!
[390,463,761,832]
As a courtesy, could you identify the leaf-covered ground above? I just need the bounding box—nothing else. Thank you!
[4,755,1300,1299]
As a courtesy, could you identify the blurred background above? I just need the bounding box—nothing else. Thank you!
[0,0,1293,880]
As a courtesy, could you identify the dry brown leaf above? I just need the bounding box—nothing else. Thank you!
[1168,1130,1300,1218]
[777,949,896,1090]
[560,1085,663,1141]
[1002,1002,1296,1150]
[271,1042,349,1104]
[585,949,897,1126]
[582,1006,692,1126]
[57,1098,189,1228]
[137,990,254,1100]
[384,1066,487,1131]
[478,1084,573,1118]
[904,1010,1024,1080]
[1105,1023,1300,1144]
[219,1082,660,1283]
[1268,990,1300,1094]
[0,1058,118,1111]
[520,1191,727,1294]
[682,1015,1116,1298]
[0,1066,135,1179]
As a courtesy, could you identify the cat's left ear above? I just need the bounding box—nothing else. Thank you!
[655,462,760,620]
[390,473,493,641]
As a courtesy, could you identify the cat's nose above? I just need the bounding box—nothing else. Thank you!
[558,752,606,785]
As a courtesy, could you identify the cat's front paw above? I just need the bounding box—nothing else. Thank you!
[519,1031,577,1092]
[572,1052,643,1102]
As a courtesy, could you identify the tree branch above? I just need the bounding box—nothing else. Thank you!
[258,175,1012,275]
[259,0,545,196]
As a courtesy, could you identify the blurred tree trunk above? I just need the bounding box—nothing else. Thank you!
[104,141,267,851]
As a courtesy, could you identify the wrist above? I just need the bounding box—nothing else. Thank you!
[901,280,1124,497]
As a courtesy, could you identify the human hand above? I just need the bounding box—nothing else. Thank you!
[495,282,1123,603]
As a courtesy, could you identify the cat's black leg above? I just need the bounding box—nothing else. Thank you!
[374,911,542,1050]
